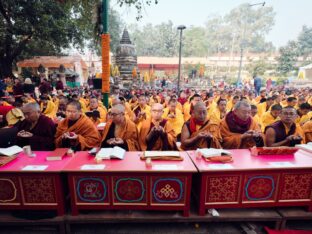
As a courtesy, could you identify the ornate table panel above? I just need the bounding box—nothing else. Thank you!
[188,150,312,216]
[64,152,196,216]
[0,151,72,215]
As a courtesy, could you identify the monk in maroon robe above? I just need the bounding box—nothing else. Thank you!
[16,102,56,150]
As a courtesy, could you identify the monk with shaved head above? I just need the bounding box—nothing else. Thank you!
[181,101,222,150]
[55,100,101,151]
[139,103,177,150]
[101,104,139,151]
[16,102,56,150]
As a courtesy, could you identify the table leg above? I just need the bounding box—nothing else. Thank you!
[183,209,190,217]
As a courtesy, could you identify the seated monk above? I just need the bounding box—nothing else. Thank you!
[220,100,264,149]
[40,95,56,119]
[54,95,68,124]
[16,103,56,150]
[183,94,202,122]
[55,100,100,151]
[162,98,184,139]
[265,106,305,147]
[261,104,282,131]
[209,98,227,125]
[101,104,139,151]
[87,96,107,125]
[139,103,177,151]
[251,104,261,129]
[133,94,151,131]
[295,103,312,126]
[302,119,312,143]
[181,101,222,150]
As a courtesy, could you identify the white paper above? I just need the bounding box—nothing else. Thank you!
[144,151,180,157]
[0,145,23,156]
[22,165,48,171]
[81,164,106,170]
[208,164,233,169]
[97,122,106,128]
[268,162,294,167]
[96,146,125,160]
[197,148,232,158]
[152,164,179,170]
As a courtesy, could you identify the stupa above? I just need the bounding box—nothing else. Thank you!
[115,28,138,87]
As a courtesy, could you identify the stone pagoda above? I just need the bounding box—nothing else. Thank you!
[115,28,138,87]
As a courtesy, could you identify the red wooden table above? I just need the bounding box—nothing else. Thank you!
[188,150,312,216]
[0,151,72,215]
[63,152,197,217]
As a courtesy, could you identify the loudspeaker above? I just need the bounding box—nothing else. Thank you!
[93,79,102,89]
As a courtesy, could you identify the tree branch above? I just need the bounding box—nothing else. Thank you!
[11,34,33,60]
[0,2,12,26]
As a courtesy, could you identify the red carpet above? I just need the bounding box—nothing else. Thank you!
[265,227,312,234]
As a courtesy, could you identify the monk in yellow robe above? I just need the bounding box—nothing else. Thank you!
[302,120,312,143]
[209,98,227,125]
[181,101,222,150]
[139,103,177,151]
[40,95,56,119]
[265,106,305,147]
[101,104,139,151]
[72,94,88,112]
[250,104,261,129]
[295,103,312,126]
[257,96,275,118]
[162,98,184,137]
[254,88,267,104]
[183,94,202,122]
[87,96,107,124]
[220,101,264,149]
[226,95,239,112]
[133,94,151,131]
[55,100,100,150]
[261,104,282,131]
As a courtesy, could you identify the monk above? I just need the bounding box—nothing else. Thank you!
[257,96,275,118]
[181,102,222,150]
[265,106,305,147]
[209,98,227,125]
[261,104,282,131]
[162,98,184,138]
[302,119,312,143]
[16,103,56,150]
[55,100,100,150]
[133,94,151,130]
[139,103,177,151]
[54,95,68,123]
[183,94,202,121]
[295,103,311,126]
[220,101,264,149]
[101,104,139,151]
[40,95,56,119]
[286,97,298,108]
[251,104,261,128]
[87,96,107,124]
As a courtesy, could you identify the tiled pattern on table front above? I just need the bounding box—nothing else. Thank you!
[21,175,57,204]
[75,176,110,204]
[279,173,312,201]
[205,175,241,204]
[242,174,279,203]
[112,176,147,205]
[151,176,186,205]
[0,176,21,205]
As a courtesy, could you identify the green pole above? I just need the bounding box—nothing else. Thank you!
[102,0,109,108]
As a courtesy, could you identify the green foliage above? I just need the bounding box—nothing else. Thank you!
[277,41,299,75]
[128,3,276,57]
[247,59,268,76]
[116,0,159,20]
[297,25,312,57]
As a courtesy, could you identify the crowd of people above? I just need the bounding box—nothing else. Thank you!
[0,76,311,152]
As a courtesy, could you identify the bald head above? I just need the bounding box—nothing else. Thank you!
[111,104,125,114]
[151,103,164,121]
[193,101,207,122]
[22,102,41,123]
[23,102,40,112]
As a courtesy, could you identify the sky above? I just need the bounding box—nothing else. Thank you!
[112,0,312,48]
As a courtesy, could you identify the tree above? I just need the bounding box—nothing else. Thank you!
[277,41,299,75]
[297,25,312,57]
[0,0,154,78]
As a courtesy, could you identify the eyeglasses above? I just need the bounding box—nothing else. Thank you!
[151,109,163,113]
[282,112,296,116]
[109,112,124,117]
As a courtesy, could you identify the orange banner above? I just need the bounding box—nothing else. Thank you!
[101,34,110,93]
